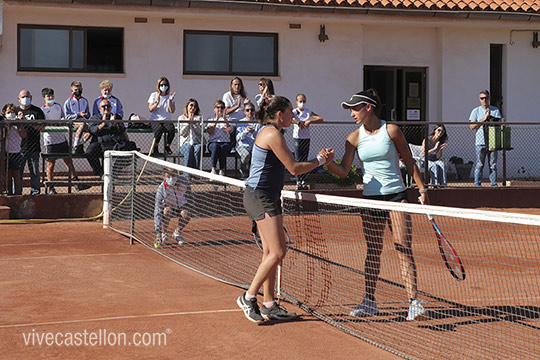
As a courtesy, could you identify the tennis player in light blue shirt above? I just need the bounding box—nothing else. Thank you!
[469,90,501,187]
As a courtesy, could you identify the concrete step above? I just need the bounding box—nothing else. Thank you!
[0,206,10,220]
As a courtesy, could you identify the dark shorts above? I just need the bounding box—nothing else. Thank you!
[362,190,408,221]
[243,186,282,221]
[46,141,69,155]
[7,153,24,170]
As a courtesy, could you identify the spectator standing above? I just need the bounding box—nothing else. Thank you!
[17,89,45,195]
[178,99,203,170]
[206,100,232,175]
[2,103,26,195]
[148,77,176,154]
[41,88,89,194]
[469,90,501,187]
[235,102,259,179]
[64,81,90,155]
[291,93,324,190]
[92,80,124,118]
[223,77,249,122]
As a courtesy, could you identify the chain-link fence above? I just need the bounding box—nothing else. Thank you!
[0,119,533,195]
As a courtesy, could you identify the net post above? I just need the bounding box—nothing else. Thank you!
[103,150,112,229]
[129,152,136,245]
[277,192,285,298]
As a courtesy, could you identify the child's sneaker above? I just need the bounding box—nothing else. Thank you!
[160,233,168,246]
[350,296,378,317]
[173,229,185,245]
[406,299,426,321]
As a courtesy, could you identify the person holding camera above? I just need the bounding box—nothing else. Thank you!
[469,90,501,187]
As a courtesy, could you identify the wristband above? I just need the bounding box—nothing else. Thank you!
[418,189,428,194]
[316,155,326,166]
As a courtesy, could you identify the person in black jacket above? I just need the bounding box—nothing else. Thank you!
[86,98,130,177]
[17,89,45,195]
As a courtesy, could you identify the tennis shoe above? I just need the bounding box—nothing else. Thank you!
[210,169,217,175]
[160,233,168,246]
[237,294,264,323]
[350,296,378,317]
[260,302,297,321]
[219,169,225,176]
[406,299,426,321]
[173,229,185,245]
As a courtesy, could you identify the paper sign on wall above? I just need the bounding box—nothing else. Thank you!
[407,109,420,120]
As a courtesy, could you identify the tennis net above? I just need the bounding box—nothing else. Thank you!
[104,150,540,360]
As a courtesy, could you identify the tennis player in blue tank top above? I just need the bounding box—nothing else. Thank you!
[326,89,430,321]
[237,96,334,323]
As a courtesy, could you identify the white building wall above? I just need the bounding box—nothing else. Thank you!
[2,3,540,176]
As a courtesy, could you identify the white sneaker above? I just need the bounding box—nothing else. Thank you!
[160,233,168,246]
[219,169,225,176]
[210,169,217,175]
[173,229,185,245]
[406,299,426,321]
[350,296,378,317]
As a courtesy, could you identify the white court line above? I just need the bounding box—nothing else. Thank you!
[0,242,84,247]
[0,253,136,261]
[0,309,241,329]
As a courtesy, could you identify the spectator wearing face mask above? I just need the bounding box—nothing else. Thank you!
[64,80,90,155]
[148,77,176,155]
[2,103,26,195]
[17,89,45,195]
[291,93,324,190]
[92,80,124,118]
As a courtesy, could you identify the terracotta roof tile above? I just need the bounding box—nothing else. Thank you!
[277,0,540,13]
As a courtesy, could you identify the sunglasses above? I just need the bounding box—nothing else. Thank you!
[101,104,112,109]
[480,96,488,100]
[436,128,444,133]
[245,108,254,112]
[215,106,225,109]
[258,83,265,87]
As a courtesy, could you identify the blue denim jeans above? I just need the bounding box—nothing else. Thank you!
[474,145,497,187]
[20,151,41,195]
[294,138,310,184]
[179,143,202,170]
[208,142,232,170]
[422,159,447,186]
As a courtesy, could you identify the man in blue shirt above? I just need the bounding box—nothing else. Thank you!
[469,90,501,187]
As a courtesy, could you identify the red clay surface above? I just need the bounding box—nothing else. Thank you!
[0,222,399,360]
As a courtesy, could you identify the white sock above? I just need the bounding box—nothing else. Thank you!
[263,301,275,308]
[244,292,256,301]
[74,137,83,147]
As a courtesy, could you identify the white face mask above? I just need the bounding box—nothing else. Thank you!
[5,113,16,120]
[46,99,55,105]
[159,85,168,93]
[20,97,31,106]
[297,102,305,110]
[165,176,177,186]
[102,93,111,99]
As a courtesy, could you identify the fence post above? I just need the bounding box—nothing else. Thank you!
[102,150,112,229]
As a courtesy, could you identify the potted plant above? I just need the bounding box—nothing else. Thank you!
[449,156,474,180]
[323,159,362,187]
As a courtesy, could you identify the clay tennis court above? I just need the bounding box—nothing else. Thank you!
[0,221,399,359]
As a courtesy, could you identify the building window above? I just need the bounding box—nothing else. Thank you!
[183,30,278,76]
[17,25,123,73]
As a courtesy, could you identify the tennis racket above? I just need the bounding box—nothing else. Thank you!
[251,221,290,251]
[427,214,466,281]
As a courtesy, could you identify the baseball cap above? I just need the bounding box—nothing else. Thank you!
[341,94,377,110]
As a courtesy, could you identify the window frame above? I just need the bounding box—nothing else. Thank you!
[17,24,124,73]
[183,30,278,76]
